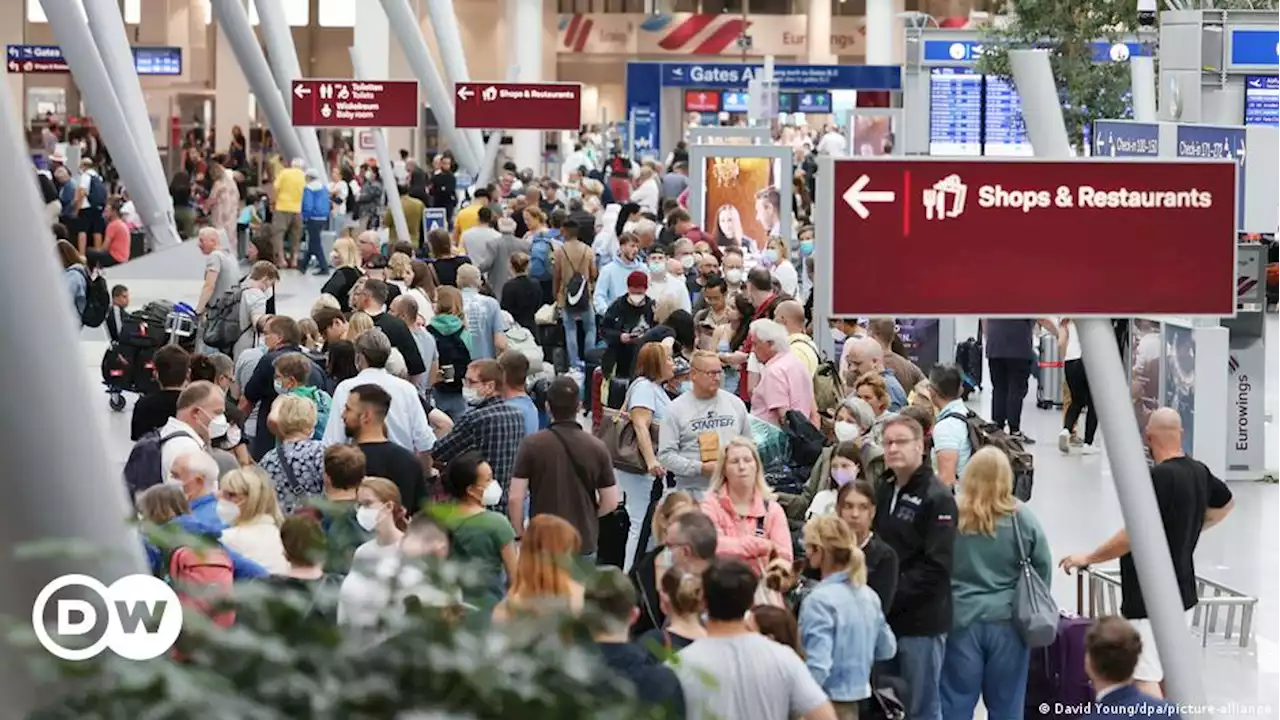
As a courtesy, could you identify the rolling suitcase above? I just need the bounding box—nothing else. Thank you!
[1036,334,1064,409]
[1025,574,1095,718]
[955,337,984,399]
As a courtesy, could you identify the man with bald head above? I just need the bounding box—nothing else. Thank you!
[845,336,907,411]
[1060,407,1233,698]
[775,300,818,375]
[196,226,238,316]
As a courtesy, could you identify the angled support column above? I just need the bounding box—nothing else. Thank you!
[350,47,410,247]
[0,77,148,717]
[377,0,483,175]
[254,0,326,172]
[1009,48,1207,712]
[41,0,179,250]
[1130,56,1158,123]
[423,0,486,163]
[82,0,169,208]
[211,0,308,165]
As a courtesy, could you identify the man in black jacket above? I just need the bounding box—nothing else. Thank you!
[599,271,656,380]
[242,315,329,460]
[873,415,956,720]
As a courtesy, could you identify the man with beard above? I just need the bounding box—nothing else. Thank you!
[340,383,429,516]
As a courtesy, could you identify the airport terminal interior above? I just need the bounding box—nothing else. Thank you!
[11,0,1280,715]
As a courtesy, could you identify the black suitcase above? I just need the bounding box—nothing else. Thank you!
[955,337,983,399]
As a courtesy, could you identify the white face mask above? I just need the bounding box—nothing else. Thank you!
[725,268,743,285]
[207,412,230,439]
[481,481,503,507]
[834,420,859,444]
[462,387,482,406]
[831,328,848,343]
[356,505,382,532]
[216,500,240,525]
[681,255,696,270]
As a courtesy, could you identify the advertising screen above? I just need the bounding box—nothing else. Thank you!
[684,90,719,113]
[851,115,895,156]
[1244,76,1279,126]
[702,156,781,258]
[1163,324,1196,455]
[1130,319,1162,437]
[795,91,832,113]
[929,68,982,156]
[721,91,749,113]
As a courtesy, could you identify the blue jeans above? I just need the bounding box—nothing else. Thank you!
[616,469,658,571]
[894,634,947,720]
[561,308,596,369]
[299,218,329,273]
[940,621,1029,720]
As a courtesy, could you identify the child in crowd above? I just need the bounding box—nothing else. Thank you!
[270,352,332,441]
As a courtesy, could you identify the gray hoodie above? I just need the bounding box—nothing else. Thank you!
[658,389,751,492]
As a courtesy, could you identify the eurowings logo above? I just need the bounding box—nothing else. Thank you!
[560,14,597,53]
[643,14,752,55]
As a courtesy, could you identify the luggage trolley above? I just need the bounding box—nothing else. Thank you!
[102,301,199,412]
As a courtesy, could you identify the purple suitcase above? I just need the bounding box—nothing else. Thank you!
[1025,575,1096,718]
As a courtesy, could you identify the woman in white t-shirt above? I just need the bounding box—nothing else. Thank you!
[1057,318,1098,454]
[616,342,674,571]
[216,466,289,574]
[338,478,409,624]
[760,236,798,299]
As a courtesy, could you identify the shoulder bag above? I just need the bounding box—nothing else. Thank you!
[595,380,658,474]
[1011,508,1058,648]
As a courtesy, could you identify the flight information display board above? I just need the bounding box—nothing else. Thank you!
[1244,76,1279,126]
[929,68,982,156]
[982,75,1033,156]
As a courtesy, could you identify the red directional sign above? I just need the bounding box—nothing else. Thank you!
[454,82,582,131]
[290,79,419,128]
[823,158,1237,317]
[6,59,69,74]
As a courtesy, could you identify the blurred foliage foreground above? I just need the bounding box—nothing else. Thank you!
[8,531,669,720]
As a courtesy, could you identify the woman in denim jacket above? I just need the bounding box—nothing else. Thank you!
[799,514,897,720]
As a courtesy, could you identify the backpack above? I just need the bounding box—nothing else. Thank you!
[529,232,553,282]
[78,267,111,328]
[87,174,108,209]
[790,335,844,420]
[344,180,356,215]
[782,410,827,470]
[939,408,1035,501]
[166,545,236,628]
[428,327,472,392]
[202,282,248,352]
[561,244,590,311]
[123,430,196,499]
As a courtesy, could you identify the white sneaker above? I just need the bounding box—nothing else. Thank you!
[1080,444,1101,455]
[1057,429,1071,454]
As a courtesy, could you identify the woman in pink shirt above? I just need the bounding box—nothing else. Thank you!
[700,436,793,569]
[86,197,131,269]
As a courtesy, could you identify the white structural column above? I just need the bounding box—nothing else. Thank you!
[864,0,894,65]
[509,0,544,172]
[355,4,396,164]
[255,0,326,172]
[424,0,486,163]
[83,0,169,206]
[351,46,410,244]
[214,1,253,152]
[806,0,834,65]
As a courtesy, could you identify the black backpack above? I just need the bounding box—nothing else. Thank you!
[123,430,196,499]
[938,408,1035,501]
[562,245,591,311]
[428,327,471,392]
[87,174,108,209]
[344,180,356,215]
[202,281,248,352]
[78,267,111,328]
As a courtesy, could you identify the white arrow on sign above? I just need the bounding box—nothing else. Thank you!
[294,84,311,99]
[457,86,474,101]
[842,174,896,220]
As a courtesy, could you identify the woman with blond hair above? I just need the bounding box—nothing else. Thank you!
[217,466,289,574]
[799,514,897,718]
[700,436,792,567]
[260,394,326,514]
[321,235,364,312]
[491,514,585,623]
[760,236,798,298]
[637,563,707,656]
[940,447,1052,720]
[428,285,471,421]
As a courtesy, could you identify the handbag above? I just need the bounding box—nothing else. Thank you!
[548,428,629,569]
[1011,508,1058,648]
[596,380,658,475]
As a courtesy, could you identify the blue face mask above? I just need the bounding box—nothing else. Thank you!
[762,249,779,265]
[273,379,286,395]
[799,240,814,256]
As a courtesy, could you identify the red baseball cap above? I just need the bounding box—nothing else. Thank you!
[626,271,648,291]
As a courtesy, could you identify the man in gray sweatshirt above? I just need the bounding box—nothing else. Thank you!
[659,350,752,496]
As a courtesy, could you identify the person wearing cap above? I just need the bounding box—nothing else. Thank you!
[300,167,332,275]
[600,271,656,380]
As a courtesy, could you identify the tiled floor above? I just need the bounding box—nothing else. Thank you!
[82,241,1280,716]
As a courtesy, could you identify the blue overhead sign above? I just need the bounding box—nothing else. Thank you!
[1229,29,1279,69]
[658,62,901,90]
[1176,124,1246,229]
[1092,120,1160,157]
[133,46,182,76]
[921,39,1150,65]
[6,43,181,75]
[1244,76,1279,126]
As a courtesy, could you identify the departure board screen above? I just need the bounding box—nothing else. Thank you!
[982,75,1034,156]
[928,68,982,156]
